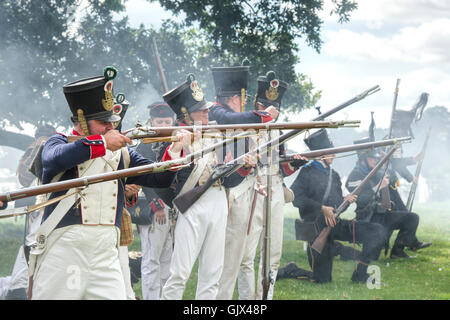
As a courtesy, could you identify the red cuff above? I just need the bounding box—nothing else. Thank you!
[149,198,165,213]
[82,134,106,159]
[126,193,138,207]
[238,166,252,177]
[281,163,298,176]
[253,111,272,123]
[162,145,185,171]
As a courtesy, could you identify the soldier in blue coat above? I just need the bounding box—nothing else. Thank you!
[209,60,279,124]
[29,67,191,300]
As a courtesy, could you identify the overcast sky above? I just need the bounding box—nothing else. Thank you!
[121,0,450,130]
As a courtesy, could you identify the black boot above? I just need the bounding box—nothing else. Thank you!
[293,267,314,280]
[390,246,410,259]
[351,262,369,283]
[277,262,300,280]
[409,241,432,251]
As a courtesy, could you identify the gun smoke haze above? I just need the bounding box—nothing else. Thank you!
[1,2,450,207]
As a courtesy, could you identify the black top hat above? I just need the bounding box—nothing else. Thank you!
[353,137,381,159]
[148,101,175,119]
[63,66,121,124]
[304,129,334,151]
[163,74,212,121]
[112,93,129,132]
[255,71,288,110]
[211,59,250,97]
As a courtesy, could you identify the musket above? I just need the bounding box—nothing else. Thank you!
[66,120,359,143]
[0,130,254,206]
[280,137,411,164]
[310,145,398,254]
[262,130,273,300]
[406,127,431,211]
[388,79,400,139]
[172,85,380,213]
[152,37,168,93]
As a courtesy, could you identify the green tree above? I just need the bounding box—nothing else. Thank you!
[153,0,357,110]
[0,0,341,151]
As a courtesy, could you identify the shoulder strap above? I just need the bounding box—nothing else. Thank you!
[122,147,131,169]
[121,147,131,184]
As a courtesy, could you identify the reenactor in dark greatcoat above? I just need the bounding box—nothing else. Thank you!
[290,129,386,283]
[346,136,431,259]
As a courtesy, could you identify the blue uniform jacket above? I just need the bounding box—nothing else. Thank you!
[40,133,176,229]
[208,102,272,124]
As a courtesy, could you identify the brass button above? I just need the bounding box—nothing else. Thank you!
[112,206,116,210]
[112,193,116,197]
[83,206,87,210]
[84,219,88,223]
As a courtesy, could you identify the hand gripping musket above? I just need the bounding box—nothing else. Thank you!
[66,120,359,144]
[172,85,380,214]
[310,145,399,254]
[0,130,255,213]
[406,127,431,211]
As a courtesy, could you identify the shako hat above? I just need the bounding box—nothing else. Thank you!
[63,66,121,125]
[211,59,250,97]
[304,129,334,151]
[163,74,212,122]
[255,71,288,110]
[148,101,175,119]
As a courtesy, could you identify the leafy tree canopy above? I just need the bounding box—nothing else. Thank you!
[0,0,356,148]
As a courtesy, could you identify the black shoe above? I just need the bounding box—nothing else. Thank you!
[277,262,299,280]
[409,241,432,251]
[390,247,410,259]
[351,264,369,283]
[294,268,314,280]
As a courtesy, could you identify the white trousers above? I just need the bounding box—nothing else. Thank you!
[139,209,173,300]
[119,246,136,300]
[216,183,255,300]
[238,175,285,300]
[8,245,29,292]
[32,225,126,300]
[161,187,228,300]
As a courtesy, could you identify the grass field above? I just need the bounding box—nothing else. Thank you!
[1,202,448,300]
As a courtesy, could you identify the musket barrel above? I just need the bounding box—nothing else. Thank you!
[0,130,251,203]
[280,137,411,163]
[66,120,360,143]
